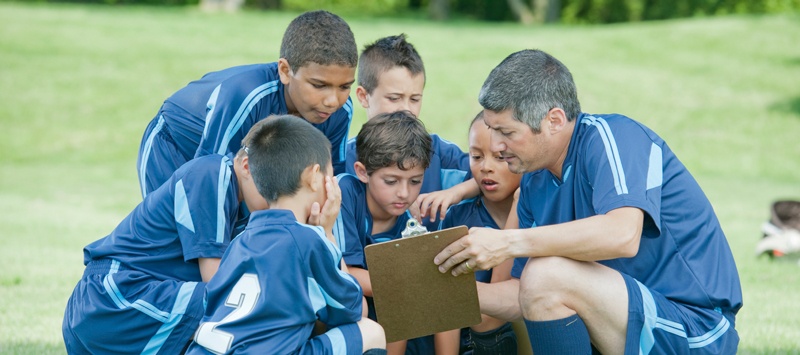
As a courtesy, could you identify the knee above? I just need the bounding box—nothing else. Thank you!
[357,317,386,352]
[518,257,579,318]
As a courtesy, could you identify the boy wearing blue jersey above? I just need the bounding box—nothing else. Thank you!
[345,34,478,228]
[62,119,273,354]
[334,111,434,355]
[137,10,357,197]
[187,115,386,355]
[439,112,523,354]
[436,49,742,354]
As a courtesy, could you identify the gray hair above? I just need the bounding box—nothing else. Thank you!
[478,49,581,132]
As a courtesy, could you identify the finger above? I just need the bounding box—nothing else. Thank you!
[440,248,474,275]
[308,202,321,225]
[434,236,470,267]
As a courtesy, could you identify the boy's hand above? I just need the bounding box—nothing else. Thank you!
[415,189,461,223]
[308,176,341,238]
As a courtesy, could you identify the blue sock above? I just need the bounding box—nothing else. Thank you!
[525,314,591,354]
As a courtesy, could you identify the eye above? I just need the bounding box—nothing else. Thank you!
[500,131,513,137]
[411,97,421,103]
[387,96,400,102]
[383,179,397,185]
[471,155,483,161]
[494,155,505,162]
[410,179,422,185]
[312,83,326,89]
[340,84,352,90]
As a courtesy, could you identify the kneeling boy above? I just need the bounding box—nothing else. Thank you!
[187,115,386,354]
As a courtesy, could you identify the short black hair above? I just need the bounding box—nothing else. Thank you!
[356,110,432,175]
[241,115,331,203]
[358,34,425,94]
[280,10,358,70]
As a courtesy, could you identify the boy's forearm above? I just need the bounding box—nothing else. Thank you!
[348,267,373,297]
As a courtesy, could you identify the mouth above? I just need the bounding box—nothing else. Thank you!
[480,178,499,191]
[391,202,408,210]
[312,110,332,121]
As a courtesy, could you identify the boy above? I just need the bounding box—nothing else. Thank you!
[186,115,386,355]
[137,10,357,197]
[62,119,273,354]
[345,34,477,227]
[439,112,523,354]
[334,111,433,354]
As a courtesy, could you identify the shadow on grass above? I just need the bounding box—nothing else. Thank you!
[770,96,800,118]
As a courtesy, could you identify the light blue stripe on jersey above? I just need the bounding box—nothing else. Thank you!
[141,281,198,355]
[340,99,353,162]
[174,180,195,233]
[139,115,166,198]
[441,169,468,190]
[102,260,170,323]
[636,279,732,353]
[581,115,628,195]
[218,80,279,155]
[202,85,222,140]
[299,221,360,292]
[216,156,232,243]
[307,277,346,310]
[646,143,663,190]
[326,327,348,355]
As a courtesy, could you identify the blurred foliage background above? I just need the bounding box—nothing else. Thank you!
[22,0,800,23]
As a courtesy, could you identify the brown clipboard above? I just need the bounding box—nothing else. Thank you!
[364,226,481,343]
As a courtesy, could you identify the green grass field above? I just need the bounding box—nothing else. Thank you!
[1,3,799,353]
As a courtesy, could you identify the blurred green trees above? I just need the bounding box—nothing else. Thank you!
[38,0,800,23]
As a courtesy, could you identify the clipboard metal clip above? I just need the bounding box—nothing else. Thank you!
[401,218,428,238]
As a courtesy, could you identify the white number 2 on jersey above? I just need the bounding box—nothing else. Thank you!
[194,273,261,354]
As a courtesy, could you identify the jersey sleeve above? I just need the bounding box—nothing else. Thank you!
[579,116,662,234]
[195,79,280,159]
[432,134,471,189]
[305,227,363,326]
[318,98,353,176]
[333,175,368,269]
[175,155,239,261]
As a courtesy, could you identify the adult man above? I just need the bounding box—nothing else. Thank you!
[435,49,742,354]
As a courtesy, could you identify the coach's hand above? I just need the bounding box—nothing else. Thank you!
[434,227,511,276]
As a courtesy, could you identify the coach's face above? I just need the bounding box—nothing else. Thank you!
[483,109,571,178]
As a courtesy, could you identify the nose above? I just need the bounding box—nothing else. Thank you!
[397,182,410,199]
[322,90,339,108]
[489,130,506,154]
[481,157,496,173]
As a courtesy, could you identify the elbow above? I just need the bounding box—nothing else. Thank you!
[619,233,641,258]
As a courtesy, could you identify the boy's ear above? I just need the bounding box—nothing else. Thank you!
[354,162,369,184]
[277,58,292,85]
[237,154,252,180]
[303,163,323,192]
[355,86,370,109]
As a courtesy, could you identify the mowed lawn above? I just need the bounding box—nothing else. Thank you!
[1,3,799,353]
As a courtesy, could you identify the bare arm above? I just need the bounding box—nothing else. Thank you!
[436,207,644,276]
[348,267,373,297]
[198,257,221,283]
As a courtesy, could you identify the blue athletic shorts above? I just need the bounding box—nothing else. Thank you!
[137,114,191,197]
[296,322,363,355]
[622,273,739,354]
[62,259,205,354]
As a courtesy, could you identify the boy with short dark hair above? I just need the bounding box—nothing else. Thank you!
[62,119,273,354]
[137,10,357,197]
[334,110,433,354]
[346,34,478,228]
[187,115,386,355]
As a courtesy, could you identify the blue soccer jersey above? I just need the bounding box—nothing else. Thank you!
[187,209,363,355]
[138,62,353,195]
[333,174,412,269]
[63,154,247,354]
[512,113,742,315]
[439,197,498,283]
[85,154,246,280]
